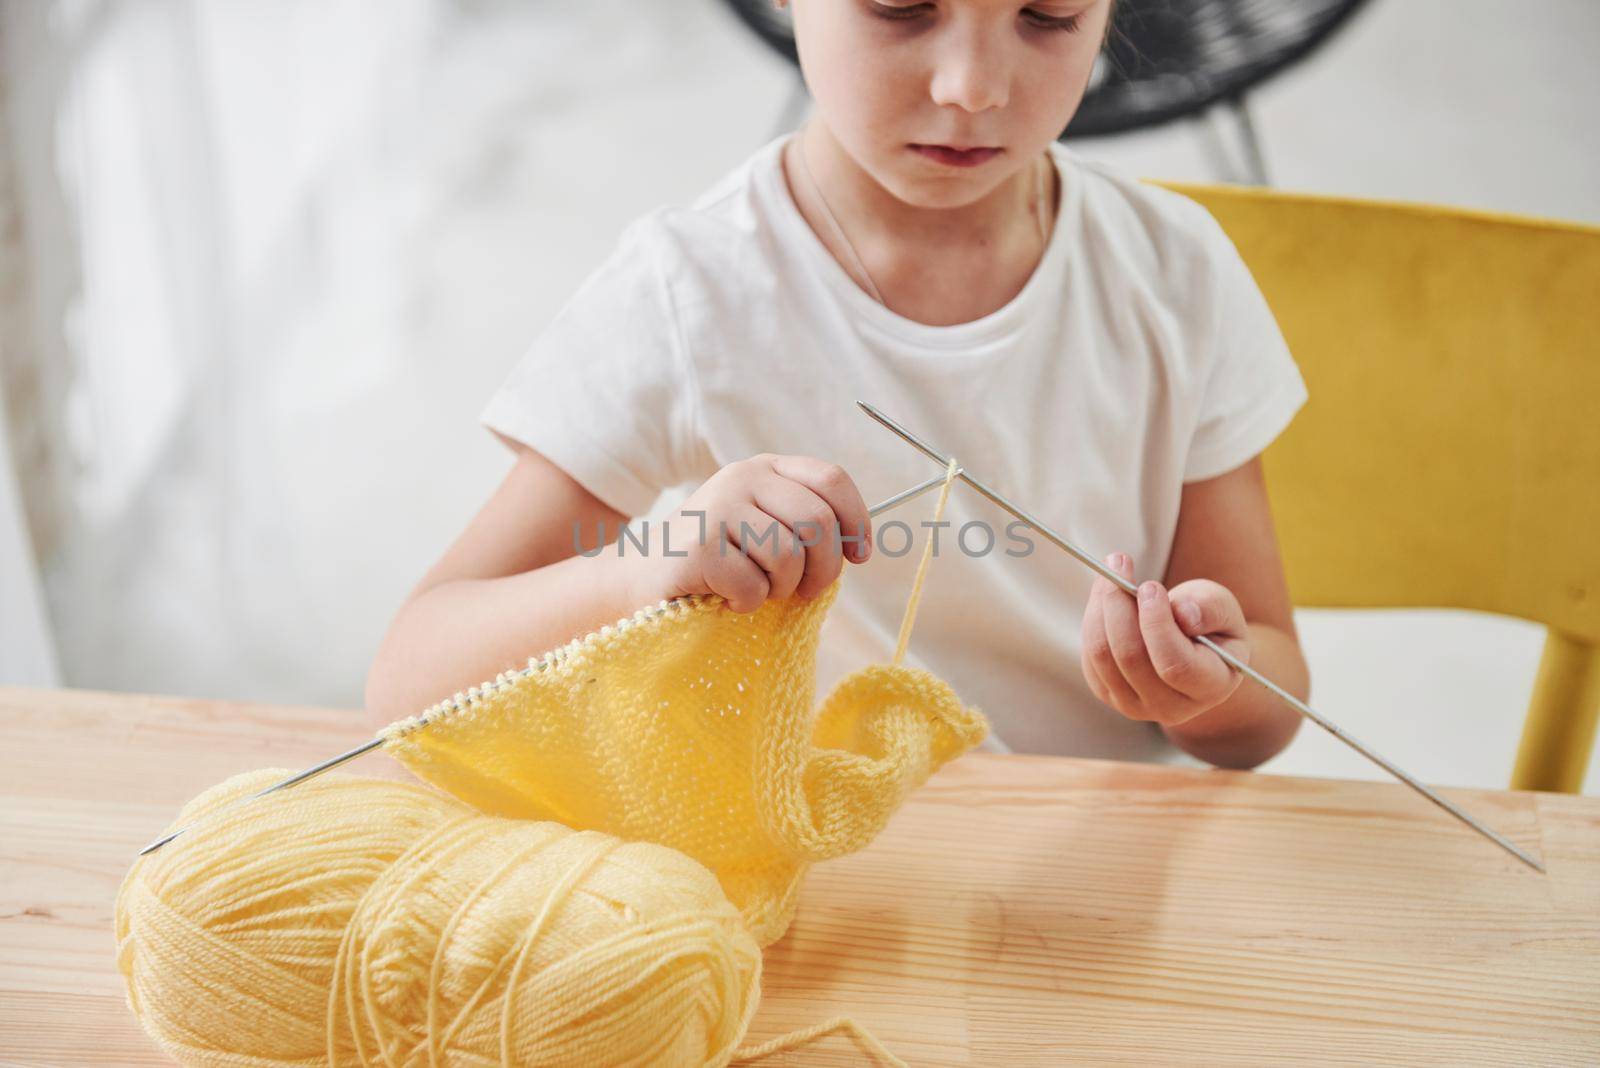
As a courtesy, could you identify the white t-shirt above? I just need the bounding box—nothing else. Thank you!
[480,131,1308,763]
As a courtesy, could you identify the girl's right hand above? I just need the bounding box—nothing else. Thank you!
[624,453,873,613]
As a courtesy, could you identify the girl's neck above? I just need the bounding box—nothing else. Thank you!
[783,119,1058,326]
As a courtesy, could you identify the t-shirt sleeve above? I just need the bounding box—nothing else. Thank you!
[1181,217,1309,483]
[479,211,709,518]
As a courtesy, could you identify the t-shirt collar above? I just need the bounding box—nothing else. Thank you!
[756,131,1074,351]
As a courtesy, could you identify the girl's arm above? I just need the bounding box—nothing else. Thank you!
[1080,455,1310,770]
[363,437,644,732]
[1154,455,1308,767]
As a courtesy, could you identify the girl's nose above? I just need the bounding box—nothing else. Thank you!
[928,34,1010,113]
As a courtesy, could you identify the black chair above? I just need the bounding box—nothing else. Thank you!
[721,0,1373,185]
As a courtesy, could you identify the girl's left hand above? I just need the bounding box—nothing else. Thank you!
[1080,550,1250,727]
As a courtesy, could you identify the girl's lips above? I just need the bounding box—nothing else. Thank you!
[910,144,1001,168]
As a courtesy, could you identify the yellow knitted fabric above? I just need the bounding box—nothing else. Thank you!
[379,460,988,949]
[379,573,987,950]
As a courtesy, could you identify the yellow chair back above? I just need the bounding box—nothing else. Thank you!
[1163,183,1600,793]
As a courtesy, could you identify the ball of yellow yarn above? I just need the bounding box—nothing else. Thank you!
[115,768,763,1067]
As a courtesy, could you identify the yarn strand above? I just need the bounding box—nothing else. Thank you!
[891,456,961,667]
[731,1013,910,1067]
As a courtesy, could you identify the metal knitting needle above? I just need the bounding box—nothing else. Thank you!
[135,738,387,856]
[867,468,964,518]
[858,399,1546,875]
[135,470,959,858]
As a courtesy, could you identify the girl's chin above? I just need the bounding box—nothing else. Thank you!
[877,170,1003,211]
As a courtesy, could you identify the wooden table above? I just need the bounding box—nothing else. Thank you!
[2,686,1596,1066]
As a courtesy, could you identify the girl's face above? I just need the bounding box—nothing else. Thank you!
[789,0,1110,209]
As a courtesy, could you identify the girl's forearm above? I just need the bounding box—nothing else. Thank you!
[363,549,650,731]
[1159,622,1309,770]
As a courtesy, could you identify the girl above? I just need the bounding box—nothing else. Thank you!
[366,0,1311,770]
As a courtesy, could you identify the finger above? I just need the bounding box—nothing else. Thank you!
[703,546,770,614]
[1169,579,1249,642]
[1080,646,1110,706]
[703,504,786,612]
[1080,575,1115,707]
[750,475,844,600]
[1089,623,1146,717]
[1169,580,1252,681]
[1100,553,1173,708]
[1083,637,1144,718]
[1079,555,1116,689]
[727,501,808,601]
[1137,580,1229,702]
[768,454,872,565]
[1085,553,1147,718]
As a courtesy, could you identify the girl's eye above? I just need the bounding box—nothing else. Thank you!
[867,2,933,21]
[867,2,1082,32]
[1021,8,1083,32]
[870,1,934,20]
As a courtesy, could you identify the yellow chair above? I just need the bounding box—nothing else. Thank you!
[1162,182,1600,793]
